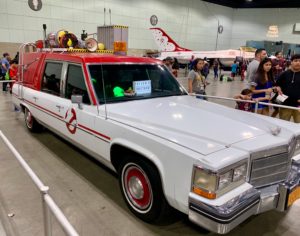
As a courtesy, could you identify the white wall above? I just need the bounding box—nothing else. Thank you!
[3,1,298,52]
[231,8,300,49]
[0,0,233,51]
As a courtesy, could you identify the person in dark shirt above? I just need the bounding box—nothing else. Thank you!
[272,51,286,81]
[276,54,300,123]
[172,57,180,78]
[213,59,219,80]
[202,58,210,81]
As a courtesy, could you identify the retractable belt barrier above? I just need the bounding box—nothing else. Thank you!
[0,80,16,83]
[190,93,300,114]
[0,131,79,236]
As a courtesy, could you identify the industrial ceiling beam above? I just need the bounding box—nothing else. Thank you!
[202,0,300,8]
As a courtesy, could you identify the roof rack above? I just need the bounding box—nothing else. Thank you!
[36,48,114,54]
[18,43,114,55]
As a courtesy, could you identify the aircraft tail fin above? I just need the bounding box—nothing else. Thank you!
[150,28,191,52]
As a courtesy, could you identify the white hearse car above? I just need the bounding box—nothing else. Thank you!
[12,48,300,234]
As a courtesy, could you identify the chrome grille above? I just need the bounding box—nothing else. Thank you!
[249,151,290,188]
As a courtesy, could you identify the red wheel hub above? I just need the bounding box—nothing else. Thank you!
[26,110,33,128]
[125,166,152,210]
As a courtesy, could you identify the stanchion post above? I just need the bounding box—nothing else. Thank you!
[254,101,259,113]
[41,186,52,236]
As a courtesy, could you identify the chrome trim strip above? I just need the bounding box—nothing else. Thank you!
[189,200,259,234]
[250,145,288,160]
[189,199,259,224]
[277,184,288,211]
[251,170,288,181]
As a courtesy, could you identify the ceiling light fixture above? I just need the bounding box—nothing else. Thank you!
[266,25,279,38]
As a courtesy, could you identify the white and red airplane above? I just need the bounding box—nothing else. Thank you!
[150,28,255,66]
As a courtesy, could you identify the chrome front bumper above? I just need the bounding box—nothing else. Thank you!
[188,159,300,234]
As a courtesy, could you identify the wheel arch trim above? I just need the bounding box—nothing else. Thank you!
[110,138,168,195]
[19,101,30,113]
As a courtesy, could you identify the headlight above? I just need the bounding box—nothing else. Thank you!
[233,163,247,182]
[193,169,217,192]
[218,171,233,190]
[192,161,247,199]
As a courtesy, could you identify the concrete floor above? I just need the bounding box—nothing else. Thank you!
[0,72,300,236]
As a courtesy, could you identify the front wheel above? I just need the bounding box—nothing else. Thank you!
[118,158,172,223]
[24,107,43,132]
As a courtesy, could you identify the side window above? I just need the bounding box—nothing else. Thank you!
[42,62,63,96]
[65,65,91,105]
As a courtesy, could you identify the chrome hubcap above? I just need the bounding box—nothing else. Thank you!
[128,176,144,200]
[124,165,152,211]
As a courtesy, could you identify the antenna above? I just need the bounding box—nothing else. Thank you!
[43,24,47,47]
[104,8,106,26]
[109,9,111,25]
[100,64,108,119]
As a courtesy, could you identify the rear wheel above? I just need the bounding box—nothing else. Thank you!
[118,157,172,223]
[24,107,42,132]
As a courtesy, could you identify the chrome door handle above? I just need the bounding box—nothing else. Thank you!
[33,96,38,102]
[56,105,64,111]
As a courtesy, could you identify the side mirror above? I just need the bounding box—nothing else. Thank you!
[71,95,83,109]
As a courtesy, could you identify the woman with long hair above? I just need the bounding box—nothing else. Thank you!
[250,58,275,115]
[187,58,206,99]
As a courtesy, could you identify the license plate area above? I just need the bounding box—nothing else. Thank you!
[287,186,300,207]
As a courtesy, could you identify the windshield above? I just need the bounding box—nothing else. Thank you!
[88,64,187,103]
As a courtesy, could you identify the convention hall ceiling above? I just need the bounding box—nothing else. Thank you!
[202,0,300,8]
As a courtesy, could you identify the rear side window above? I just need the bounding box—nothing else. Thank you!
[65,65,91,105]
[42,62,63,96]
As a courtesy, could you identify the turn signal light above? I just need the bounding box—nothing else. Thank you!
[193,186,216,199]
[113,41,127,52]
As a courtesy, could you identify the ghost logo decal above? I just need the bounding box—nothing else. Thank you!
[65,108,77,134]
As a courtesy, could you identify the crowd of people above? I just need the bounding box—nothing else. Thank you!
[162,56,211,98]
[235,48,300,123]
[162,48,299,124]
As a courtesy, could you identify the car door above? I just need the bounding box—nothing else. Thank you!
[58,63,100,155]
[34,61,67,132]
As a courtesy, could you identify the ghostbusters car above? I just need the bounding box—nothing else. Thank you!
[12,47,300,234]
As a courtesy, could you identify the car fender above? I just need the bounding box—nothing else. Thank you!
[110,138,177,207]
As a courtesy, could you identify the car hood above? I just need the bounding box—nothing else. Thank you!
[106,96,287,155]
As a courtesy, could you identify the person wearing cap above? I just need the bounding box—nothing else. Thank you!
[1,52,10,91]
[276,54,300,123]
